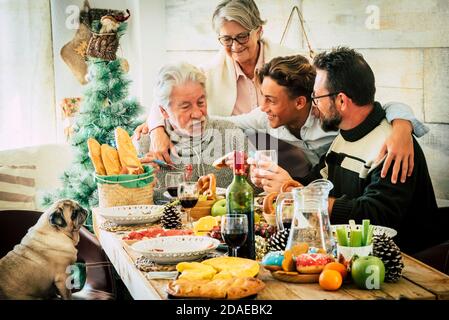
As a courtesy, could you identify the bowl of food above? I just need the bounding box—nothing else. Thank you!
[331,224,397,238]
[94,205,164,225]
[131,236,220,264]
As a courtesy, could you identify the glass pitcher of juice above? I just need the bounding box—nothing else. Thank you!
[286,179,336,255]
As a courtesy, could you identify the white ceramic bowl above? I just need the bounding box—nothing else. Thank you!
[331,224,397,238]
[94,205,164,225]
[131,236,220,264]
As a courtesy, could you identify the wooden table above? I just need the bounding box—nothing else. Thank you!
[93,212,449,300]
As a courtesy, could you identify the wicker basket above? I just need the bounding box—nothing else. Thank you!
[95,165,154,208]
[190,199,217,221]
[97,181,154,207]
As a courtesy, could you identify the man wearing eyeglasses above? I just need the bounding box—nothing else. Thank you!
[297,47,443,254]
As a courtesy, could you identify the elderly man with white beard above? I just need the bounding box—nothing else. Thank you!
[139,62,252,201]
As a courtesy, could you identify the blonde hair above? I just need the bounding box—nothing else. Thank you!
[212,0,266,34]
[154,62,206,109]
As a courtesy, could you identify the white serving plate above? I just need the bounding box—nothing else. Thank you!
[163,187,227,199]
[331,224,397,238]
[95,205,164,225]
[131,236,220,264]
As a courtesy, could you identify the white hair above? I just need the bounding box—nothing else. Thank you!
[153,62,206,109]
[212,0,266,34]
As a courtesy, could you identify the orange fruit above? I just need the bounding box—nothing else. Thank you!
[282,250,295,272]
[323,262,348,279]
[319,270,343,291]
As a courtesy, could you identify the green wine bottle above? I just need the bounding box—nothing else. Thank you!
[226,151,255,260]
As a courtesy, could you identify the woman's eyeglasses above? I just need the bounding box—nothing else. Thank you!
[218,29,254,47]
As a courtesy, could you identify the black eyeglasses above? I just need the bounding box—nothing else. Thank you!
[311,92,339,105]
[218,30,253,47]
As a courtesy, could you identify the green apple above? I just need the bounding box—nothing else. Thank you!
[351,256,385,290]
[211,199,227,217]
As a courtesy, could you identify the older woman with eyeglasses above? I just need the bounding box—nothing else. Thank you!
[134,0,295,161]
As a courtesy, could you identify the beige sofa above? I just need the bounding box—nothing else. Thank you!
[0,144,73,210]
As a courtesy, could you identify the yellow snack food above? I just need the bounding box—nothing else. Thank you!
[178,269,217,281]
[100,144,122,175]
[87,138,106,175]
[176,262,206,272]
[114,127,143,172]
[202,257,259,278]
[176,257,260,282]
[213,270,233,280]
[176,262,217,281]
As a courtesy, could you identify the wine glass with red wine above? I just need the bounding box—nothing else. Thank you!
[165,172,184,198]
[177,181,199,227]
[221,214,248,257]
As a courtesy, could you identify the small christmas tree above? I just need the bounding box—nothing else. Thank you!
[43,17,141,230]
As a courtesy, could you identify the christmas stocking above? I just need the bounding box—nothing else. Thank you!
[60,22,91,85]
[60,0,126,84]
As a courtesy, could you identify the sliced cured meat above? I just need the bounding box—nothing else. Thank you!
[123,227,193,240]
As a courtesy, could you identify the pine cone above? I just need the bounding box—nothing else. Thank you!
[267,228,290,252]
[161,202,182,229]
[372,233,404,282]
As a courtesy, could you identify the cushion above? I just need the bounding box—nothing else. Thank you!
[0,144,73,210]
[0,165,37,210]
[0,144,72,190]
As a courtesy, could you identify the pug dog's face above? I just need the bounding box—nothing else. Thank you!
[48,199,88,234]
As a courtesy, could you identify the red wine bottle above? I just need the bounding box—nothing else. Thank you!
[226,151,255,259]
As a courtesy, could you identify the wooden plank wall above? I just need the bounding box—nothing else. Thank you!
[165,0,449,200]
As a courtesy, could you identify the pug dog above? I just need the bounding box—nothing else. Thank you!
[0,199,87,300]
